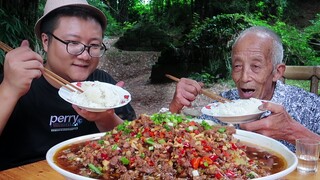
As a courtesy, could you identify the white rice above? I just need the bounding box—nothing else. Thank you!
[70,81,121,108]
[210,98,263,116]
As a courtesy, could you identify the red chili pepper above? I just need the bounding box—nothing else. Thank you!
[159,132,165,138]
[203,145,212,152]
[188,121,196,126]
[226,169,236,177]
[113,133,121,142]
[76,82,82,87]
[191,157,201,169]
[231,143,238,150]
[209,155,219,161]
[214,171,223,179]
[130,132,136,136]
[148,160,155,166]
[130,157,135,164]
[179,148,186,157]
[101,153,108,160]
[183,142,190,148]
[223,151,230,157]
[90,142,98,148]
[201,140,207,146]
[191,149,198,156]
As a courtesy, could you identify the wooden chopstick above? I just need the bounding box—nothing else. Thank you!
[165,74,231,103]
[0,41,13,52]
[0,41,84,93]
[43,68,84,93]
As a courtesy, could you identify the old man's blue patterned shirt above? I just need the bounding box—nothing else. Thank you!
[200,80,320,151]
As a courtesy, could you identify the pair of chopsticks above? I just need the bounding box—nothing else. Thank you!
[0,41,83,93]
[165,74,231,103]
[43,68,84,93]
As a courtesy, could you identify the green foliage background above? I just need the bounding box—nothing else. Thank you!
[0,0,319,77]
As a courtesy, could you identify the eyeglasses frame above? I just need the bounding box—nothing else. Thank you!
[46,32,107,58]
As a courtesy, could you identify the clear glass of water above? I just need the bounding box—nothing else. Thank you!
[296,138,320,173]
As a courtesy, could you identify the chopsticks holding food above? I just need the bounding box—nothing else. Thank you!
[0,41,83,93]
[165,74,231,103]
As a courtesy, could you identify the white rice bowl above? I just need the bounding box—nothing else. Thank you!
[70,81,121,108]
[211,98,263,116]
[201,98,267,124]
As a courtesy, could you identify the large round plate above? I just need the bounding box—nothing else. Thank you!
[201,103,266,124]
[58,81,131,112]
[46,128,297,180]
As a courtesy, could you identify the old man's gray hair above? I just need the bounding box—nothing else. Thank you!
[232,26,284,69]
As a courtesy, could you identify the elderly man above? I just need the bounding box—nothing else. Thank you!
[169,26,320,151]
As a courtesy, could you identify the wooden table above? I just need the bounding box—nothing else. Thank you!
[0,160,319,180]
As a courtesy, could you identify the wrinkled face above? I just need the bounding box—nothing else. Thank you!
[42,16,103,83]
[231,32,278,100]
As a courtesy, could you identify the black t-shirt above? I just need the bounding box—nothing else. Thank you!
[0,69,136,170]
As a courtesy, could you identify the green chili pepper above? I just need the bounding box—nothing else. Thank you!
[120,157,130,165]
[218,127,226,133]
[88,163,102,175]
[111,144,118,150]
[146,137,155,145]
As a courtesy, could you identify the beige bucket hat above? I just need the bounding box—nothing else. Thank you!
[34,0,107,39]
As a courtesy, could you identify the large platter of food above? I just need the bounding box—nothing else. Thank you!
[58,81,131,112]
[46,113,297,180]
[201,98,267,124]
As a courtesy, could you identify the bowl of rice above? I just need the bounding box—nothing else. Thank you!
[58,81,131,112]
[201,98,267,124]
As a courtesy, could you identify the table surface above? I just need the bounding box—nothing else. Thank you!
[0,160,319,180]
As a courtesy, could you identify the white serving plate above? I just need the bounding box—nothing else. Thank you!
[58,81,131,112]
[46,127,297,180]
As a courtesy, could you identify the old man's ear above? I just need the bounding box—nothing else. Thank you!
[273,63,286,82]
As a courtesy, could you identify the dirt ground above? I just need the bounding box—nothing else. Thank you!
[98,37,231,116]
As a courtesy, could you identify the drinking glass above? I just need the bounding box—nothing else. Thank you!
[296,138,320,173]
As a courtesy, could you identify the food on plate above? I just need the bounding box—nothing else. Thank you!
[53,113,286,179]
[206,98,264,116]
[70,81,121,108]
